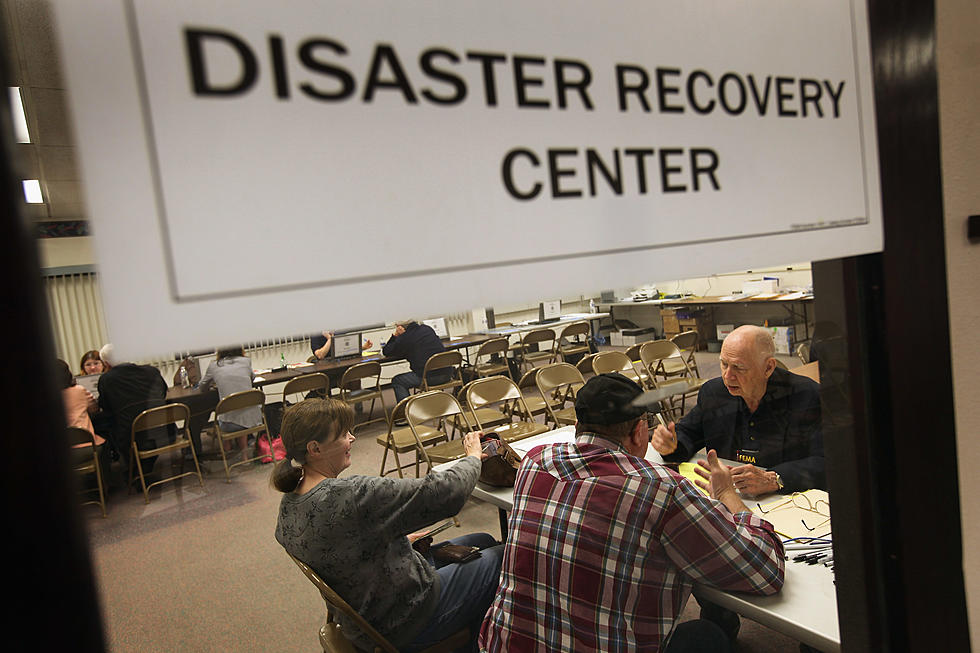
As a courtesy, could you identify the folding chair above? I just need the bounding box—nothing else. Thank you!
[555,321,591,363]
[420,351,464,395]
[283,372,331,407]
[287,553,469,653]
[338,361,388,433]
[591,350,646,387]
[128,403,204,503]
[67,426,106,517]
[638,340,705,416]
[464,376,549,444]
[575,353,596,381]
[472,337,511,380]
[534,363,585,428]
[516,328,557,374]
[670,330,702,378]
[213,389,272,482]
[623,343,653,388]
[377,397,445,478]
[405,391,473,473]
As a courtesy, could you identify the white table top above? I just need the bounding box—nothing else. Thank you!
[474,312,609,336]
[436,427,840,652]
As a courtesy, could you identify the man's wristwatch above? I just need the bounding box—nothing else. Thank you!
[772,472,785,491]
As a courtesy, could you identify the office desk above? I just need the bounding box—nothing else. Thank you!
[660,295,814,341]
[436,427,840,652]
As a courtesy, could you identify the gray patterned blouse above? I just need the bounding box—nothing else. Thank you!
[276,456,480,650]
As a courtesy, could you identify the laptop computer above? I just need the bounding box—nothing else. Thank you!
[331,332,362,359]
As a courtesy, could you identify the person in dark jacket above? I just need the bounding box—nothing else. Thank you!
[382,320,448,403]
[97,345,173,476]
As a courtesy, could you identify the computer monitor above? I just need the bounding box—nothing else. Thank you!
[539,300,561,321]
[331,332,362,358]
[423,317,449,339]
[75,373,101,400]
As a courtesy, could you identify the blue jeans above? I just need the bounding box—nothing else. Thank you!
[392,371,423,404]
[404,533,503,653]
[392,371,453,404]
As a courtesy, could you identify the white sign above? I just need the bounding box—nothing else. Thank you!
[54,0,882,359]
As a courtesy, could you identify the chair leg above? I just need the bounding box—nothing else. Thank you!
[133,444,150,504]
[218,433,232,482]
[93,455,107,518]
[186,438,204,487]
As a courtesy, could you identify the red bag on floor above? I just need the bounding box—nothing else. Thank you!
[258,434,287,463]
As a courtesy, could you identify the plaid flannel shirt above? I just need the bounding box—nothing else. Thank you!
[480,434,784,652]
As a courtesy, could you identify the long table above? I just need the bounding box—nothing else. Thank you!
[473,312,610,338]
[436,428,840,652]
[601,295,814,341]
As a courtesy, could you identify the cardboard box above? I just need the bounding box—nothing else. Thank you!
[743,279,779,295]
[661,309,679,333]
[717,324,735,340]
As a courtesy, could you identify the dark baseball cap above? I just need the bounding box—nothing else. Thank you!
[574,373,646,425]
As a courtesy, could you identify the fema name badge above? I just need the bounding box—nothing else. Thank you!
[735,449,759,465]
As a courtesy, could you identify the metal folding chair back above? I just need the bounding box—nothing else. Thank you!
[214,388,271,482]
[534,362,585,427]
[129,403,204,503]
[555,321,591,361]
[591,350,645,386]
[377,397,442,478]
[421,350,464,394]
[517,328,557,372]
[405,391,472,471]
[67,426,106,517]
[339,361,388,432]
[463,376,548,443]
[473,337,511,379]
[670,330,701,377]
[283,372,330,406]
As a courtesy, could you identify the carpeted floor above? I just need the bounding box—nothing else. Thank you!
[81,351,809,652]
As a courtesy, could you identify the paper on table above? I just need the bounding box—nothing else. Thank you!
[510,431,578,458]
[751,489,831,540]
[776,291,807,300]
[253,375,265,382]
[288,362,314,368]
[677,462,710,496]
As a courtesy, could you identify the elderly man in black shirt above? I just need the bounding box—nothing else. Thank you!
[652,324,824,494]
[652,324,823,645]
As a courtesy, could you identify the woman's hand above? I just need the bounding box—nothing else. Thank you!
[463,431,485,459]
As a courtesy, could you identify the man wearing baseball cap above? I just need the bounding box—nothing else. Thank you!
[480,373,784,653]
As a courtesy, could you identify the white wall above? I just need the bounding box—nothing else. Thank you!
[937,0,980,647]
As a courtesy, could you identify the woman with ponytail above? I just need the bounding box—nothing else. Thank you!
[273,398,502,652]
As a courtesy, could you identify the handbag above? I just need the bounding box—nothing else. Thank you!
[257,434,287,463]
[479,436,522,487]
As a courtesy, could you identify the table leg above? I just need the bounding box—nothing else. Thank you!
[497,507,509,541]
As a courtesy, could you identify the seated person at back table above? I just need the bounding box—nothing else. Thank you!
[275,399,502,652]
[97,345,172,475]
[197,346,263,454]
[382,320,448,403]
[79,349,106,375]
[310,331,373,360]
[653,324,824,495]
[480,373,784,653]
[58,359,111,472]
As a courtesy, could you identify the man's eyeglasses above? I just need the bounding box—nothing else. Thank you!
[756,492,831,532]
